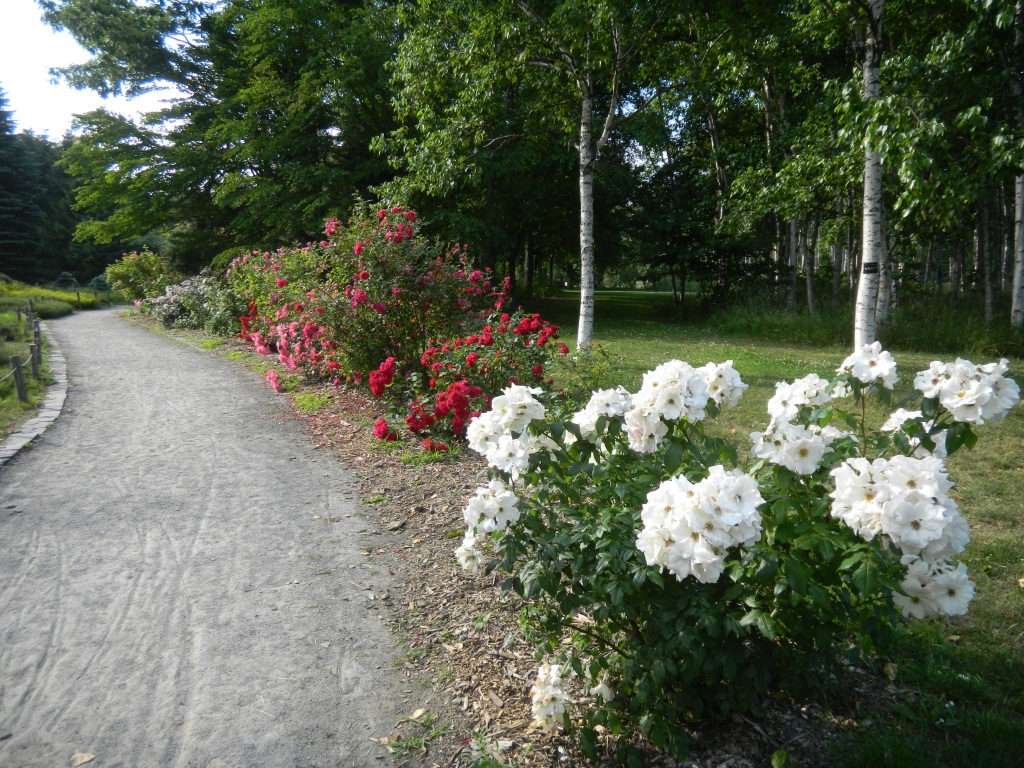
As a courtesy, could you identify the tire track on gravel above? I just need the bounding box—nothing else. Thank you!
[0,309,409,767]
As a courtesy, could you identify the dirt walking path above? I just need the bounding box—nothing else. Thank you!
[0,309,407,768]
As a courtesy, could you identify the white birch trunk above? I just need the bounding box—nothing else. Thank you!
[1011,2,1024,327]
[1013,175,1024,326]
[577,86,596,349]
[853,0,884,350]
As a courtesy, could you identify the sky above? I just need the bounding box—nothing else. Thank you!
[0,0,171,139]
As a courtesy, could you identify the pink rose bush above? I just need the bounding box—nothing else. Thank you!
[227,204,566,446]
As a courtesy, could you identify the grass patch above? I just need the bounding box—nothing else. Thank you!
[0,276,112,315]
[0,312,54,439]
[523,288,1024,767]
[292,391,332,414]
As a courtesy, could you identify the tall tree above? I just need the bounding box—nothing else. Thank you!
[45,0,398,267]
[853,0,886,349]
[0,87,48,282]
[383,0,698,348]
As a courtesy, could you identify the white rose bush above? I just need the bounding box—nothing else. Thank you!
[453,348,1019,762]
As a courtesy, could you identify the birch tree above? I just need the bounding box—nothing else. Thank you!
[853,0,885,349]
[381,0,696,348]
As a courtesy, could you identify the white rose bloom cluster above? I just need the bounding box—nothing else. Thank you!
[636,466,764,584]
[830,455,974,618]
[829,455,967,561]
[836,341,899,390]
[751,421,842,475]
[463,478,520,534]
[880,408,948,459]
[458,385,546,570]
[752,374,848,475]
[913,358,1020,425]
[624,360,711,453]
[466,384,546,477]
[698,360,748,407]
[767,373,833,422]
[530,661,570,733]
[893,555,974,619]
[571,386,633,442]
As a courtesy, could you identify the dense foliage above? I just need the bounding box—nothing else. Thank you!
[26,1,1024,340]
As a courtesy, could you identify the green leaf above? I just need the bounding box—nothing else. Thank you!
[921,396,939,420]
[945,421,973,454]
[739,609,776,640]
[664,441,684,475]
[579,727,599,760]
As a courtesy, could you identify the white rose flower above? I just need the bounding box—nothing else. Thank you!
[837,341,898,389]
[455,530,483,573]
[530,662,570,733]
[636,468,763,584]
[490,384,546,434]
[484,434,531,477]
[463,479,520,534]
[698,360,747,407]
[880,408,948,459]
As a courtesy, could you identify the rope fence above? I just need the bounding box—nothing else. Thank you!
[2,302,45,404]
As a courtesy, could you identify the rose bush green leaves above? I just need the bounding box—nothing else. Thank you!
[105,248,181,301]
[455,346,1019,762]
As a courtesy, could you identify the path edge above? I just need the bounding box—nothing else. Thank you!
[0,321,68,467]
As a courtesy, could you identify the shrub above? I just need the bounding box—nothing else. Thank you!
[228,205,504,381]
[142,271,244,334]
[454,347,1020,761]
[397,309,568,440]
[106,248,181,301]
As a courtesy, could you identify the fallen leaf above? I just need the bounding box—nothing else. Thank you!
[71,754,96,767]
[410,708,428,720]
[883,663,898,681]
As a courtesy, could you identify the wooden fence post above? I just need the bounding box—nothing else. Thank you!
[76,291,82,309]
[29,343,40,379]
[11,356,28,403]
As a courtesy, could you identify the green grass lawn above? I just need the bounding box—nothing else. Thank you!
[526,289,1024,768]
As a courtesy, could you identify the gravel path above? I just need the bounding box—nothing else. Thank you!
[0,310,406,768]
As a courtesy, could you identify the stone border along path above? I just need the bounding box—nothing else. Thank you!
[0,308,415,767]
[0,321,68,467]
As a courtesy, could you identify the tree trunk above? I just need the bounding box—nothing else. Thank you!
[848,186,859,294]
[577,85,596,349]
[832,192,844,299]
[1012,1,1024,327]
[1013,176,1024,326]
[854,0,885,349]
[977,198,994,323]
[951,231,963,301]
[786,216,799,311]
[806,217,819,314]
